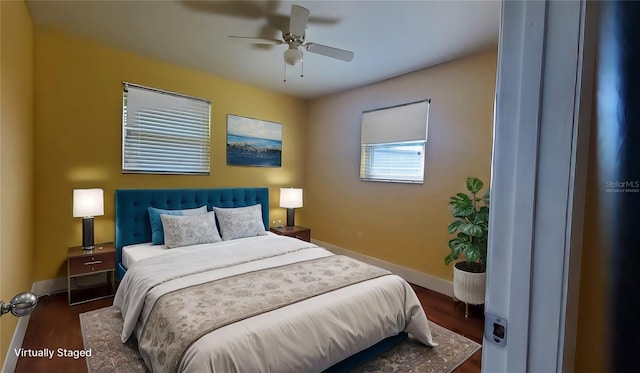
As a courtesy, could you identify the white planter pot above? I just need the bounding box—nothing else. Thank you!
[453,262,486,306]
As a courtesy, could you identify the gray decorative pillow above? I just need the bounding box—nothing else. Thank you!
[160,211,222,249]
[148,205,208,245]
[212,204,267,241]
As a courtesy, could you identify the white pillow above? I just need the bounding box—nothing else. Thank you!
[212,204,267,241]
[160,211,222,249]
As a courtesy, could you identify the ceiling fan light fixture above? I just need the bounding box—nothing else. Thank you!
[229,4,354,75]
[284,47,303,66]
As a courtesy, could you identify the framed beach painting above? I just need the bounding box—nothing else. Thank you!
[226,114,282,167]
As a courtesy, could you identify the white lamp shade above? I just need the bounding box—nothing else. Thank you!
[73,189,104,217]
[280,188,303,208]
[284,47,303,66]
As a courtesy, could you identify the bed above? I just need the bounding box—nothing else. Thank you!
[113,187,436,372]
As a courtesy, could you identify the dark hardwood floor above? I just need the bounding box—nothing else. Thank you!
[411,284,484,373]
[15,285,483,373]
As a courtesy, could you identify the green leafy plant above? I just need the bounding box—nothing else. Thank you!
[445,177,490,272]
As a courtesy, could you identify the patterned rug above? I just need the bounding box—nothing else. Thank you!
[80,306,480,373]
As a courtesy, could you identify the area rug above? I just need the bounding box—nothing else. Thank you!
[80,306,480,373]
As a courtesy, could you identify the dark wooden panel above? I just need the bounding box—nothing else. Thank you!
[270,226,311,242]
[68,251,115,276]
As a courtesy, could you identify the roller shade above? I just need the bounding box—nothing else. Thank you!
[361,99,429,145]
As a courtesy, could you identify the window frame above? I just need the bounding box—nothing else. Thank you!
[360,140,426,183]
[359,99,430,184]
[121,82,211,175]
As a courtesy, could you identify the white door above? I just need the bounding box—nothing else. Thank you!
[483,1,596,372]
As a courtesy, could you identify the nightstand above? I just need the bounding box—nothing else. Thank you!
[270,226,311,242]
[67,242,116,306]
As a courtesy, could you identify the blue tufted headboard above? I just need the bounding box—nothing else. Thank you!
[114,187,269,280]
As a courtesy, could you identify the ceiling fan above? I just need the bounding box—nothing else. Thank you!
[228,4,354,70]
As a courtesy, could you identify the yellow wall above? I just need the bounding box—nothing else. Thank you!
[33,30,308,281]
[0,0,35,366]
[305,51,496,280]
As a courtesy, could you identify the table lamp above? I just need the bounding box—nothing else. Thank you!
[73,188,104,250]
[280,188,303,228]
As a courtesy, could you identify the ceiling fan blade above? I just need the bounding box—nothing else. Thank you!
[305,43,354,62]
[289,4,310,36]
[228,36,284,45]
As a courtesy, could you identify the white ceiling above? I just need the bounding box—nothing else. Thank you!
[26,0,500,99]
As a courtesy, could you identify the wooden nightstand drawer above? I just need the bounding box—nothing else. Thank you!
[290,230,310,242]
[270,226,311,242]
[68,251,115,275]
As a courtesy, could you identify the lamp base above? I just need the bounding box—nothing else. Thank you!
[82,217,95,250]
[286,208,296,228]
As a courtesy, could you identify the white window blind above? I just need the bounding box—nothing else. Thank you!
[360,141,426,183]
[122,83,211,174]
[360,99,429,183]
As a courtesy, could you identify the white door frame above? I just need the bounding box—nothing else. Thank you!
[483,0,596,372]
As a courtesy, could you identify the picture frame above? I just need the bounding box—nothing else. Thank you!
[226,114,282,167]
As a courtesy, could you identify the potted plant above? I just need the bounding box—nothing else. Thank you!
[445,177,490,317]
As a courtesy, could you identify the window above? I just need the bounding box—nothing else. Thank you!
[360,99,430,183]
[122,83,211,174]
[361,141,425,182]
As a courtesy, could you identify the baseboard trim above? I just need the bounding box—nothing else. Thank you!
[312,239,453,297]
[32,277,67,297]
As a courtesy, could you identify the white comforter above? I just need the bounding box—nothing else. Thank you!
[113,234,436,373]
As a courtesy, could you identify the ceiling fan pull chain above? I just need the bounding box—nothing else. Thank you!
[283,61,287,83]
[301,60,304,78]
